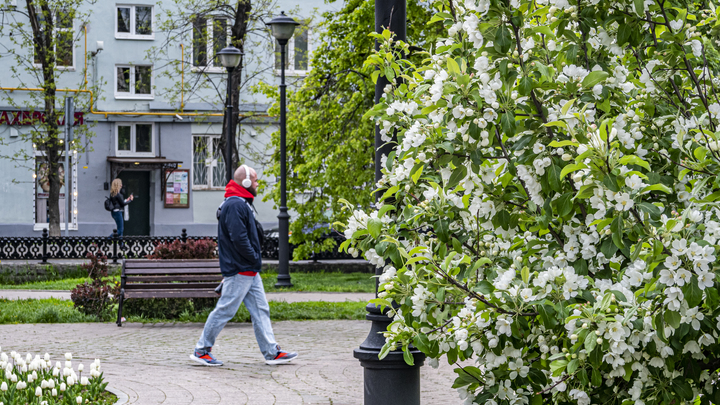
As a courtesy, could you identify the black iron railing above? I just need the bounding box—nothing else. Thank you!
[0,228,351,263]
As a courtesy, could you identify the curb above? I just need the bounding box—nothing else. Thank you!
[106,385,129,405]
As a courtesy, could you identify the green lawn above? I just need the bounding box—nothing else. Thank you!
[0,298,368,324]
[0,272,375,293]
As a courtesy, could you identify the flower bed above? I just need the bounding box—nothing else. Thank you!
[0,350,115,405]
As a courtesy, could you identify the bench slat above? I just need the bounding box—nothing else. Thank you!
[125,275,223,283]
[124,289,218,299]
[124,267,221,275]
[124,260,219,268]
[124,283,219,290]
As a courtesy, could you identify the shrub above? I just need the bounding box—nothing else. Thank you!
[146,238,217,259]
[341,2,720,404]
[122,297,217,320]
[70,252,119,320]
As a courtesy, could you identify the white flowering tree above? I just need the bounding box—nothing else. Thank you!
[340,0,720,404]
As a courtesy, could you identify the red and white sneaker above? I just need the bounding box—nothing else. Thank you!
[265,345,298,365]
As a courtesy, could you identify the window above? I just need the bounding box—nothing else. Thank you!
[33,154,78,231]
[192,135,226,189]
[192,17,229,71]
[274,22,310,75]
[33,8,74,68]
[116,123,154,156]
[116,5,154,39]
[115,64,153,99]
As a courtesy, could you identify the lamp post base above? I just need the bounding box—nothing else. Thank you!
[274,274,293,288]
[353,304,425,405]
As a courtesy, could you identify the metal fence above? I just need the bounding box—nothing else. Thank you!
[0,228,351,263]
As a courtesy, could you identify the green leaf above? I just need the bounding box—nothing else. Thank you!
[493,210,512,231]
[567,359,579,374]
[561,99,576,116]
[543,120,568,128]
[584,330,597,353]
[550,359,568,376]
[501,112,516,136]
[610,289,627,302]
[581,71,609,88]
[591,368,602,386]
[575,184,596,199]
[435,219,450,243]
[641,184,672,194]
[618,155,651,171]
[411,164,424,184]
[519,76,533,96]
[378,204,395,218]
[617,23,632,46]
[611,216,624,249]
[672,379,694,400]
[560,163,586,179]
[446,57,461,75]
[447,165,467,189]
[521,265,530,284]
[634,0,645,15]
[368,218,382,239]
[547,163,562,192]
[684,276,703,308]
[379,185,400,202]
[494,25,512,54]
[403,346,415,366]
[664,310,681,329]
[556,192,573,217]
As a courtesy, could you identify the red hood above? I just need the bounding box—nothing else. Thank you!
[224,180,254,202]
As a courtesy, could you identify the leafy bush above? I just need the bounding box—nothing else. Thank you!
[342,1,720,404]
[70,252,118,320]
[122,297,217,320]
[146,238,217,259]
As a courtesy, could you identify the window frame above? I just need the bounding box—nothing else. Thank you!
[115,4,155,40]
[115,122,155,157]
[114,64,154,99]
[32,8,75,70]
[274,22,312,77]
[191,17,231,73]
[32,149,78,231]
[192,134,227,190]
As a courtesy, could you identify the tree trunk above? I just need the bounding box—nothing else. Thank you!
[28,0,63,236]
[219,0,251,171]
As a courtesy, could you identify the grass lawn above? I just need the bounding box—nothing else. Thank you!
[0,272,375,293]
[0,298,368,324]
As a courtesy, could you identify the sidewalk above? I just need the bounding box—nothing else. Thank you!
[0,321,462,404]
[0,289,375,302]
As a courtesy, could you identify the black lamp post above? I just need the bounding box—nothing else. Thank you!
[353,1,424,404]
[216,46,243,184]
[266,11,299,288]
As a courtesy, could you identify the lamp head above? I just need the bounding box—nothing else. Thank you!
[216,46,243,68]
[266,11,300,42]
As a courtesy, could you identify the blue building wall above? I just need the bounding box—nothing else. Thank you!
[0,0,341,236]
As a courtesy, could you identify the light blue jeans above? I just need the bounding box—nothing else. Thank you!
[195,273,278,360]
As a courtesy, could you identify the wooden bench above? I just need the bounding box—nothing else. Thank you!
[117,259,222,326]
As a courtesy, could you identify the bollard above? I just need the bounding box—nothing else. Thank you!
[41,228,48,263]
[112,229,119,264]
[181,228,188,243]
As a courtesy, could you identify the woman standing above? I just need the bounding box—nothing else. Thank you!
[109,178,133,237]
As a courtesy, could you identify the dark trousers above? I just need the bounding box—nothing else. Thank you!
[111,210,124,237]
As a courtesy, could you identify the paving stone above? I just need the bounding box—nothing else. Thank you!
[0,321,463,404]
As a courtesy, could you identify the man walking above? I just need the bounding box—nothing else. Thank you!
[190,165,298,366]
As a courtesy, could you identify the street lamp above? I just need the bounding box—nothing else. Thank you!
[216,46,243,184]
[266,11,299,288]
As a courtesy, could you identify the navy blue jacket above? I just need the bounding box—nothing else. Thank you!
[217,196,262,277]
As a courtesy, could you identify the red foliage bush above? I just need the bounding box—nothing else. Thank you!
[71,251,119,319]
[146,238,217,260]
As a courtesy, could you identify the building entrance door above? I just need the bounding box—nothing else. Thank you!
[118,171,150,235]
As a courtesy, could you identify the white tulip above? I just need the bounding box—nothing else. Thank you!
[41,379,48,388]
[52,368,59,377]
[0,382,6,391]
[48,379,55,388]
[26,353,32,363]
[52,388,57,397]
[80,377,89,386]
[76,396,83,404]
[60,383,66,392]
[10,374,17,383]
[67,376,75,386]
[78,364,84,372]
[35,386,42,396]
[44,353,50,362]
[65,353,72,361]
[65,361,71,369]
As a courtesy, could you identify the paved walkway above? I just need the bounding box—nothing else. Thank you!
[0,290,374,303]
[0,321,462,404]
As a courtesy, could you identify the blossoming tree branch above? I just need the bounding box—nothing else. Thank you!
[339,0,720,404]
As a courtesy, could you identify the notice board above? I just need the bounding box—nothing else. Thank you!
[164,169,190,208]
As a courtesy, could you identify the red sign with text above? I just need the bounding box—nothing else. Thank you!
[0,111,84,126]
